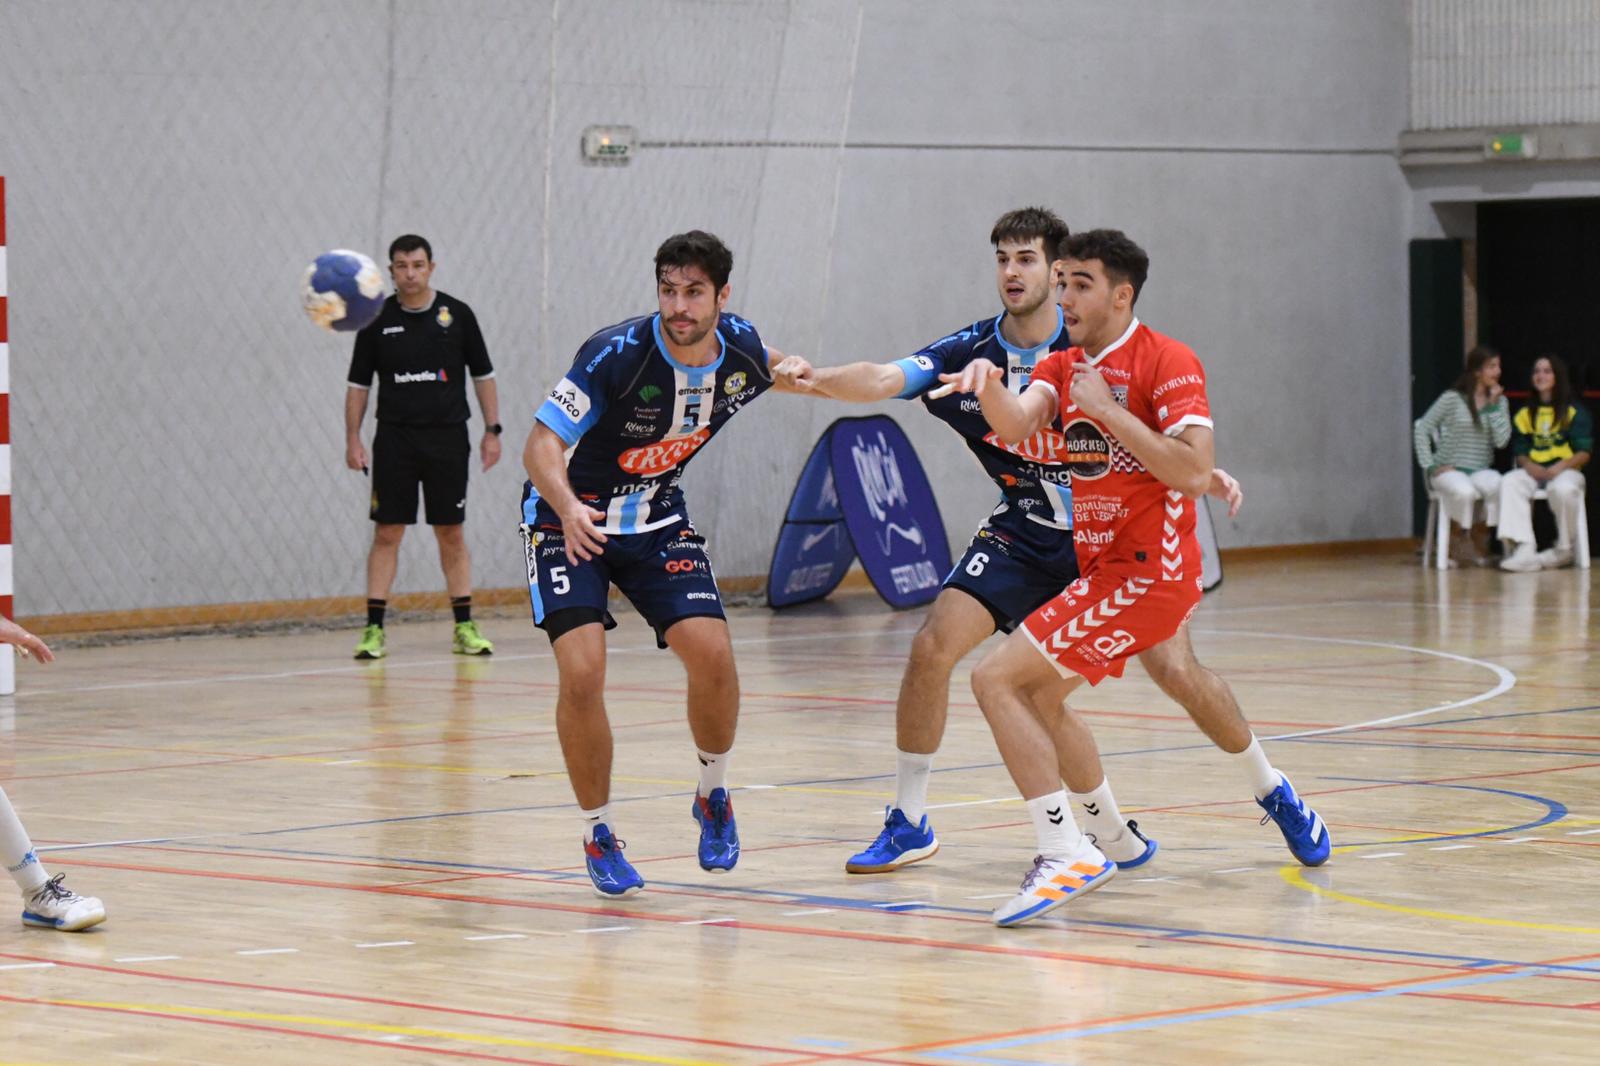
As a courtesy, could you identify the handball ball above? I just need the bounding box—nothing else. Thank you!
[302,249,385,332]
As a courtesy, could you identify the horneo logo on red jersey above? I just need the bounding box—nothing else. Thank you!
[618,428,711,475]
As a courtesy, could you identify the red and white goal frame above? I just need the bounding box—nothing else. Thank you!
[0,176,14,695]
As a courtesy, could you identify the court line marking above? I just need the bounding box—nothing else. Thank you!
[0,962,55,971]
[1282,863,1600,935]
[354,941,414,949]
[574,926,631,934]
[0,994,738,1066]
[1192,629,1516,739]
[462,934,526,942]
[1431,844,1474,851]
[236,948,299,956]
[1212,867,1254,874]
[113,955,182,963]
[1360,852,1404,859]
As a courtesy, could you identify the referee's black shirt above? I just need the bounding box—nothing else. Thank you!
[347,291,495,426]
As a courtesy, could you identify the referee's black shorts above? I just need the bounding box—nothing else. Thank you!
[370,422,471,526]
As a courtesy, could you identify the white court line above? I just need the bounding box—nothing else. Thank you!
[1212,867,1255,874]
[463,933,527,941]
[0,962,55,971]
[964,893,1013,900]
[1133,876,1180,883]
[1430,844,1475,851]
[574,926,631,934]
[1501,837,1541,844]
[1360,852,1404,859]
[678,917,736,926]
[355,940,414,949]
[927,797,1015,811]
[873,900,931,909]
[781,908,834,917]
[28,624,925,699]
[236,948,299,956]
[114,955,182,963]
[1194,629,1517,739]
[324,759,365,766]
[740,784,776,790]
[1567,828,1600,836]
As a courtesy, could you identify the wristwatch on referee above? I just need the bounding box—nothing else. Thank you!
[486,423,503,435]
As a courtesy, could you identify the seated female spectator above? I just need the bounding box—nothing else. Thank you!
[1413,346,1511,566]
[1498,354,1592,572]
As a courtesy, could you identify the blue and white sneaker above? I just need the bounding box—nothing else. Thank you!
[583,825,644,897]
[845,806,939,874]
[1090,818,1158,870]
[21,874,105,932]
[691,788,739,872]
[992,840,1115,927]
[1257,773,1331,866]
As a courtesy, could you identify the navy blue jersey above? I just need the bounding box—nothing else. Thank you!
[532,312,773,533]
[891,307,1075,529]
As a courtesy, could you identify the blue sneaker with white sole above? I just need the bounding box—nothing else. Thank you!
[1257,773,1331,866]
[584,824,644,897]
[845,807,939,873]
[691,788,739,872]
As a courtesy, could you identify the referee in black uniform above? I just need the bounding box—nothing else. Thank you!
[345,234,501,659]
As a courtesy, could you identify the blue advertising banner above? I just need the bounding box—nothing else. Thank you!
[827,416,951,609]
[766,429,854,607]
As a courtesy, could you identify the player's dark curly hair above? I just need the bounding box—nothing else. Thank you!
[1060,229,1150,304]
[388,234,433,262]
[989,206,1069,256]
[655,230,734,290]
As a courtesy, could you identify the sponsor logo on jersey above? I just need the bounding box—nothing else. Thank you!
[622,419,656,438]
[382,325,405,335]
[437,305,453,328]
[912,355,936,371]
[1062,419,1111,479]
[610,480,657,496]
[1152,373,1202,399]
[394,368,448,384]
[618,427,711,476]
[960,397,982,413]
[638,384,663,403]
[685,591,720,601]
[724,371,747,394]
[664,558,709,574]
[982,428,1069,465]
[547,377,590,422]
[715,385,760,415]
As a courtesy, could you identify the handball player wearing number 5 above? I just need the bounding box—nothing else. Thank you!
[521,231,813,898]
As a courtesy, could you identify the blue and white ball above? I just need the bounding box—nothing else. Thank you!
[302,249,385,332]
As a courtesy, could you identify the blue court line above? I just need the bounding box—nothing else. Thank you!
[1316,778,1568,847]
[1282,736,1600,758]
[922,964,1587,1063]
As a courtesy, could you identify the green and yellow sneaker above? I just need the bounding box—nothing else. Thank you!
[452,620,493,656]
[353,624,387,660]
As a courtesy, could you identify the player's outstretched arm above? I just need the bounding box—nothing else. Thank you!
[523,423,607,565]
[801,360,907,402]
[938,362,1053,444]
[1208,468,1243,518]
[1071,361,1214,496]
[0,617,54,663]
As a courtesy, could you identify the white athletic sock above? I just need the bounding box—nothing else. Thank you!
[1026,790,1083,860]
[696,748,729,797]
[894,749,934,824]
[580,804,611,844]
[1,787,49,896]
[1068,779,1126,844]
[1231,736,1283,799]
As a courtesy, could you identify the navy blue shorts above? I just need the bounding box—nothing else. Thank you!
[942,514,1080,633]
[520,517,726,647]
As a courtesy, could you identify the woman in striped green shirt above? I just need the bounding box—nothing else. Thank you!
[1413,347,1511,564]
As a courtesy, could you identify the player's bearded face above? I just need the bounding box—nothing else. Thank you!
[657,265,727,347]
[994,239,1052,316]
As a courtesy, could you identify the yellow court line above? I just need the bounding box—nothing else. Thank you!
[1280,864,1600,935]
[35,998,729,1066]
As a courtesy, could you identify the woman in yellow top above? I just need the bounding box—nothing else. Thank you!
[1499,355,1593,571]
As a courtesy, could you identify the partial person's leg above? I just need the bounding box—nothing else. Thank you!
[434,523,472,599]
[1497,468,1541,570]
[1139,626,1330,865]
[1545,469,1586,561]
[2,786,104,931]
[1037,696,1156,866]
[366,523,405,601]
[551,623,613,813]
[663,616,742,871]
[1468,468,1503,561]
[1430,469,1477,531]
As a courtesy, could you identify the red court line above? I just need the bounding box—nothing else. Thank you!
[0,953,914,1063]
[39,855,1362,992]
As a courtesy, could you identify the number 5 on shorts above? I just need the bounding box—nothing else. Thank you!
[549,567,570,595]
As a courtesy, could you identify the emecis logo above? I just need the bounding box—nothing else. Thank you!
[618,427,711,475]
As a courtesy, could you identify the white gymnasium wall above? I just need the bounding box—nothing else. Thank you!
[0,0,1410,618]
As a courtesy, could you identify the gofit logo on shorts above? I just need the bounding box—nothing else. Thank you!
[1062,419,1111,478]
[618,427,711,475]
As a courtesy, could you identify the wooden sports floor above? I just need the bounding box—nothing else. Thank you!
[1,553,1596,1065]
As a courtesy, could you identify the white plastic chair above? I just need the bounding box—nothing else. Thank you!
[1533,486,1591,570]
[1424,484,1592,570]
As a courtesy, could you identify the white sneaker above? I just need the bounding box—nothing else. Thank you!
[991,841,1115,927]
[1500,543,1541,572]
[21,874,106,932]
[1537,547,1573,570]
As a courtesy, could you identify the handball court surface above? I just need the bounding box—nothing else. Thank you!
[1,553,1596,1065]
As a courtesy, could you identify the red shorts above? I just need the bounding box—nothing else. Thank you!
[1020,570,1203,685]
